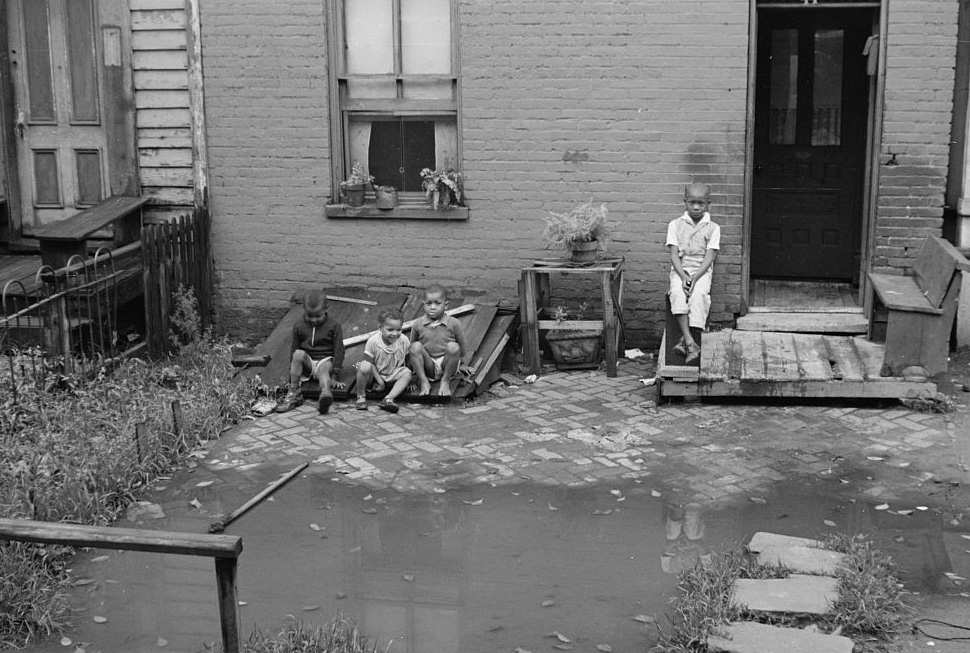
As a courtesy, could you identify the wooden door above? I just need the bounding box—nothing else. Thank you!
[6,0,110,232]
[751,9,873,280]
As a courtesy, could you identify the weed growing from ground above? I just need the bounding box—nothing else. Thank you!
[244,617,386,653]
[0,293,249,648]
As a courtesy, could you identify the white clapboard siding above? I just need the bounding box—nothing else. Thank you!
[130,2,193,206]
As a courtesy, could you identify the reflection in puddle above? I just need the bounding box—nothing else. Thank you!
[25,469,968,653]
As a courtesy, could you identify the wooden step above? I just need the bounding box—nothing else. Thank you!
[736,312,867,334]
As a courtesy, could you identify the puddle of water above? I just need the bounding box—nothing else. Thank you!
[25,470,969,653]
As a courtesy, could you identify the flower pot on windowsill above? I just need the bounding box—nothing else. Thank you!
[340,183,366,208]
[375,186,399,210]
[569,239,600,263]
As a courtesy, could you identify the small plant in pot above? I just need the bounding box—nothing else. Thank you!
[420,168,464,210]
[543,199,611,263]
[340,162,374,208]
[544,302,603,368]
[375,185,398,210]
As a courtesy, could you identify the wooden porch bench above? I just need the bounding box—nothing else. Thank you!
[33,195,148,269]
[868,236,970,375]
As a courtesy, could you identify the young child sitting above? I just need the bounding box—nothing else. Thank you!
[409,284,467,396]
[666,182,720,365]
[277,290,346,414]
[355,308,412,413]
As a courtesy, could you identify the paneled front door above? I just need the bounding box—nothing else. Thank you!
[751,9,874,281]
[5,0,111,233]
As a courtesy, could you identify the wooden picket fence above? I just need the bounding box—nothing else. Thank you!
[142,205,214,357]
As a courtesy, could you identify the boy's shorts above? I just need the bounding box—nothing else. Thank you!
[300,355,332,382]
[668,269,712,330]
[429,355,445,380]
[355,361,410,385]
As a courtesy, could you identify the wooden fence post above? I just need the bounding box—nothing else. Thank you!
[171,400,184,437]
[134,421,148,464]
[215,557,240,653]
[50,294,73,374]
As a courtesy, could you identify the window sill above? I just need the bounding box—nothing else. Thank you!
[325,204,469,221]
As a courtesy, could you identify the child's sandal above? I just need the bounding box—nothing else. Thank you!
[355,396,368,411]
[378,399,399,414]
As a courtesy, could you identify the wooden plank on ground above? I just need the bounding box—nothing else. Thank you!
[823,336,867,381]
[460,304,499,367]
[761,332,799,381]
[791,334,834,382]
[737,331,767,381]
[700,331,730,381]
[853,336,892,380]
[696,378,936,399]
[725,330,744,381]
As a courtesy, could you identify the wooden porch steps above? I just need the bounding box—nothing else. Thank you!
[735,311,867,334]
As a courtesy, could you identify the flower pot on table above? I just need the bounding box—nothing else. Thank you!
[569,240,600,263]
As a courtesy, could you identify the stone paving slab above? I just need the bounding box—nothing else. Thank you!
[747,532,824,552]
[708,622,854,653]
[733,575,839,614]
[755,545,846,575]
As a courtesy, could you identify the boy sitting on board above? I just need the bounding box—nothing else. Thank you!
[355,308,412,414]
[666,182,720,365]
[276,290,346,414]
[409,284,467,397]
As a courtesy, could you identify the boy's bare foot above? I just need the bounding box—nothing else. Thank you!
[438,382,452,397]
[418,382,431,396]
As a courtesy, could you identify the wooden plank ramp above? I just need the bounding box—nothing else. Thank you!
[659,329,936,399]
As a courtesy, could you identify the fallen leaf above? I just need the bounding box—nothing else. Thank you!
[238,601,248,606]
[363,494,373,501]
[541,600,556,607]
[157,638,168,647]
[616,496,626,502]
[596,645,613,652]
[402,573,415,582]
[897,509,914,516]
[897,462,911,468]
[60,636,72,646]
[875,503,890,511]
[839,478,850,484]
[553,646,573,651]
[548,503,559,511]
[633,614,656,624]
[515,648,532,653]
[651,489,662,497]
[302,605,320,611]
[511,492,521,496]
[463,499,483,506]
[749,497,767,504]
[917,506,929,511]
[361,507,377,514]
[867,456,886,461]
[823,520,837,527]
[91,555,109,563]
[337,592,347,599]
[610,490,622,496]
[195,480,214,487]
[73,578,95,586]
[546,631,571,643]
[349,545,362,553]
[189,498,203,510]
[593,509,614,516]
[93,616,107,623]
[309,523,321,531]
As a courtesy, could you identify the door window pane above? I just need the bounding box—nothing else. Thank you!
[75,150,103,205]
[33,150,60,206]
[769,29,798,146]
[401,0,451,75]
[812,29,844,147]
[345,0,394,74]
[23,0,55,122]
[65,0,100,123]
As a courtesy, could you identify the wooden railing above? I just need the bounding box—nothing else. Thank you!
[0,519,242,653]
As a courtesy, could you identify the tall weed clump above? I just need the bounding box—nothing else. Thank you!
[245,617,386,653]
[0,285,250,648]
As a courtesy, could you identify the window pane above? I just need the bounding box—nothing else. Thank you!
[23,0,55,121]
[812,29,843,147]
[401,0,451,75]
[345,0,394,74]
[65,0,100,123]
[368,120,435,192]
[769,29,798,146]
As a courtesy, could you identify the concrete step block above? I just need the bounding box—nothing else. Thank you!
[708,621,855,653]
[733,575,839,614]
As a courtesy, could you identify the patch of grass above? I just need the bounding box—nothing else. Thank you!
[244,617,386,653]
[657,534,911,652]
[0,332,250,648]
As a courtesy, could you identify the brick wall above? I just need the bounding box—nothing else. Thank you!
[874,0,959,272]
[201,0,749,344]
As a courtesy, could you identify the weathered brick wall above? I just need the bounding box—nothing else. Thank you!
[874,0,959,272]
[200,0,749,344]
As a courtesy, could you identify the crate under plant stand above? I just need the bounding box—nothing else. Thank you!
[519,257,625,377]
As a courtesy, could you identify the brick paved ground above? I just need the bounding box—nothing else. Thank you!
[201,359,968,510]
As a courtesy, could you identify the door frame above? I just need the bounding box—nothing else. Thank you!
[0,0,23,246]
[741,0,887,314]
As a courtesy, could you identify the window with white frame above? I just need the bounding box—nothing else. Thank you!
[329,0,459,200]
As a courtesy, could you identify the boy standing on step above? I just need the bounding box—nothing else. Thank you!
[666,182,720,365]
[277,290,346,414]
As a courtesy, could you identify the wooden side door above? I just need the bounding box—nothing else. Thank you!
[751,9,873,281]
[5,0,118,233]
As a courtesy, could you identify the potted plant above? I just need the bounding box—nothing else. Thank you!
[420,168,464,210]
[543,302,603,368]
[375,185,399,210]
[340,162,374,208]
[542,199,611,263]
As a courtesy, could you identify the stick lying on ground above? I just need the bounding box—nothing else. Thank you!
[208,462,309,533]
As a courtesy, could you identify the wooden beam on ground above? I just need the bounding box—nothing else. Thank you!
[342,304,476,347]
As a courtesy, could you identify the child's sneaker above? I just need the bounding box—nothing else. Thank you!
[318,391,334,415]
[275,389,303,413]
[355,396,368,411]
[378,398,399,414]
[673,337,688,357]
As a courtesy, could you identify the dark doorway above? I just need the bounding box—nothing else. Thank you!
[751,9,874,281]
